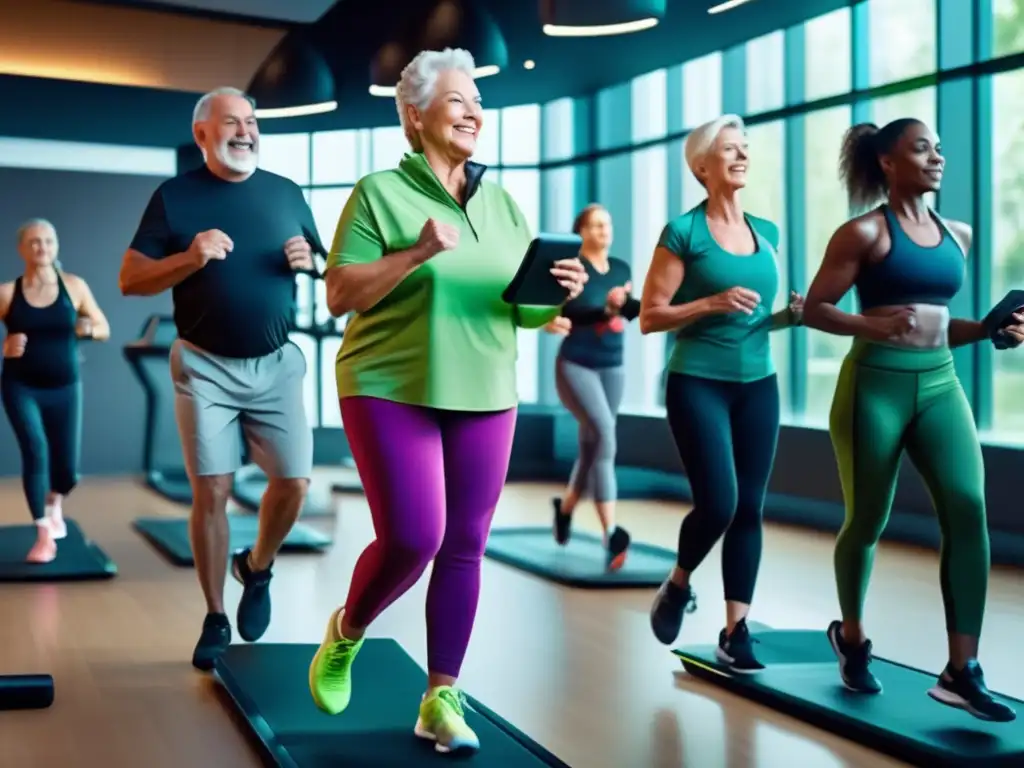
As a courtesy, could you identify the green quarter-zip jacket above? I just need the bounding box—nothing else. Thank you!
[326,151,558,411]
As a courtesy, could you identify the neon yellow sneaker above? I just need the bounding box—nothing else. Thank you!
[414,686,480,754]
[308,608,363,715]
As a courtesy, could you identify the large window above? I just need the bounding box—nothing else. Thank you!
[247,2,1024,445]
[501,105,541,165]
[746,32,785,115]
[803,106,853,425]
[257,133,309,186]
[631,69,668,143]
[543,98,575,161]
[990,67,1024,439]
[501,168,542,403]
[993,0,1024,57]
[804,8,851,102]
[628,145,669,413]
[743,121,790,417]
[869,87,937,131]
[682,53,723,129]
[866,0,937,85]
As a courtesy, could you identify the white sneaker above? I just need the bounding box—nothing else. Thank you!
[46,508,67,540]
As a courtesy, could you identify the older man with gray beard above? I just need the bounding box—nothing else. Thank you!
[119,86,324,671]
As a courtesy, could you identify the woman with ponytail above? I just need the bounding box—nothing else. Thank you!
[804,118,1024,721]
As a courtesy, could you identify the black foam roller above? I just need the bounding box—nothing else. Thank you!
[0,674,54,710]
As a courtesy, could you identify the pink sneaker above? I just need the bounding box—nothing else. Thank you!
[26,524,57,564]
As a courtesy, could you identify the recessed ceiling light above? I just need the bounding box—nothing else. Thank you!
[543,18,659,37]
[524,60,535,69]
[708,0,757,14]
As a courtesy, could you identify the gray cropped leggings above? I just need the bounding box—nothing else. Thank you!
[555,357,626,503]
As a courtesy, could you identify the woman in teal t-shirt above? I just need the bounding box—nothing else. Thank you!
[639,114,802,672]
[309,48,587,755]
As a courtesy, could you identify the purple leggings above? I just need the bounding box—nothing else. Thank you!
[340,396,517,678]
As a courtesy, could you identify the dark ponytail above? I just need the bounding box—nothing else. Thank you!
[840,123,885,211]
[839,117,925,211]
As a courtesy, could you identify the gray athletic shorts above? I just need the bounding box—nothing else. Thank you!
[169,338,313,479]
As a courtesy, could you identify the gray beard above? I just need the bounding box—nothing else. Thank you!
[214,144,258,174]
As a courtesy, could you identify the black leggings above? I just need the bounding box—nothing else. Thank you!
[1,377,82,520]
[666,372,780,604]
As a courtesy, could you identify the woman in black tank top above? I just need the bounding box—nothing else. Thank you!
[0,218,110,564]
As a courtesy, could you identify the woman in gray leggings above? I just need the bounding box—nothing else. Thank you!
[547,204,639,570]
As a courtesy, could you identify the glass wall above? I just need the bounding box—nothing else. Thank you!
[526,0,1024,447]
[253,0,1024,447]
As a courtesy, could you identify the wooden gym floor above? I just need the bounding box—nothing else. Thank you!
[0,471,1021,768]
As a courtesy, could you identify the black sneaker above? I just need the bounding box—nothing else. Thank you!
[650,579,698,645]
[232,547,273,642]
[928,660,1017,722]
[553,498,572,546]
[606,526,631,571]
[827,619,882,693]
[716,618,764,673]
[192,612,231,671]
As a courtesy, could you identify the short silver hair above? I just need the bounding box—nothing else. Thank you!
[685,114,746,185]
[192,87,256,125]
[395,48,477,150]
[16,218,57,245]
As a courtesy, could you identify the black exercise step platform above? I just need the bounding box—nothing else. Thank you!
[133,515,331,567]
[0,519,117,582]
[215,641,570,767]
[0,674,54,710]
[485,527,674,588]
[674,627,1024,767]
[232,466,336,519]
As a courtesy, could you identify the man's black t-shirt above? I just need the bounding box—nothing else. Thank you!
[129,165,323,359]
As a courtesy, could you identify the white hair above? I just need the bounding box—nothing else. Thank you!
[395,48,477,150]
[684,114,745,186]
[192,86,255,125]
[16,218,56,245]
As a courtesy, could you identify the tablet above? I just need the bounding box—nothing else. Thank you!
[982,289,1024,348]
[502,233,582,306]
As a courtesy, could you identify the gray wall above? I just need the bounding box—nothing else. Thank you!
[0,167,171,477]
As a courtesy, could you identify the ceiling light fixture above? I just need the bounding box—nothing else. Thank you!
[247,35,337,119]
[524,59,536,69]
[369,0,508,97]
[708,0,758,14]
[540,0,666,37]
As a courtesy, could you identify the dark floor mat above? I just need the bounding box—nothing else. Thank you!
[0,519,117,582]
[215,641,569,767]
[484,527,673,588]
[0,674,54,710]
[133,515,332,567]
[675,628,1024,767]
[232,473,335,519]
[144,470,193,505]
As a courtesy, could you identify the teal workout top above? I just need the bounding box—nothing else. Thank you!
[854,205,965,311]
[658,201,782,383]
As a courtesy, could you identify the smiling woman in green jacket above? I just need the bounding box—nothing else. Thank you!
[308,47,588,755]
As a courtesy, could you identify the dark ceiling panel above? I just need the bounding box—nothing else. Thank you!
[1,0,852,146]
[294,0,850,128]
[69,0,337,24]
